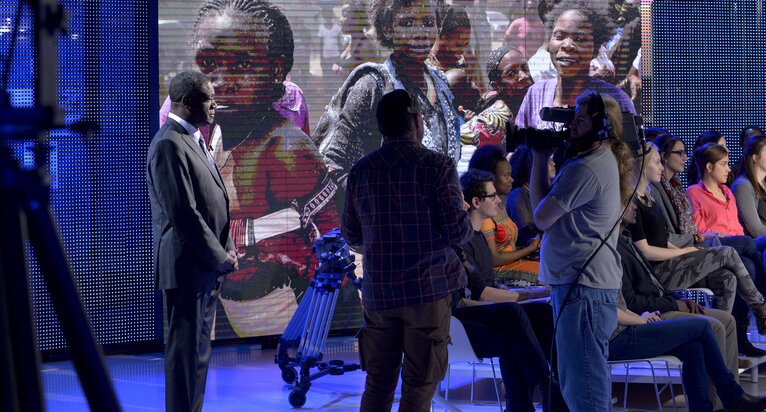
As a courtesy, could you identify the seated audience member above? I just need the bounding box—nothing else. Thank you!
[457,168,565,412]
[652,134,766,282]
[619,201,741,410]
[687,129,730,185]
[452,301,562,412]
[653,134,766,355]
[468,146,543,286]
[506,145,555,247]
[609,302,766,412]
[460,168,548,301]
[628,143,766,332]
[645,126,670,141]
[688,143,766,252]
[427,6,481,115]
[740,126,763,150]
[733,135,766,241]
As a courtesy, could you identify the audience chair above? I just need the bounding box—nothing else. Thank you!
[440,316,503,412]
[672,287,715,308]
[609,355,687,412]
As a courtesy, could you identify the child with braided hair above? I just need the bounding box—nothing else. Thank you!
[192,0,354,337]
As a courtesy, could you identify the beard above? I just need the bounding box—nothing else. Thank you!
[562,134,599,162]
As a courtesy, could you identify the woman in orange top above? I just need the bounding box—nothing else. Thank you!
[468,145,542,285]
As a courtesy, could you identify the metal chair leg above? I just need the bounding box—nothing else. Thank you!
[679,365,688,409]
[470,363,476,404]
[649,361,663,412]
[445,365,451,401]
[623,363,630,411]
[490,358,503,412]
[665,362,677,411]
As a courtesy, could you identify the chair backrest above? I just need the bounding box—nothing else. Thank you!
[674,288,715,308]
[448,316,483,364]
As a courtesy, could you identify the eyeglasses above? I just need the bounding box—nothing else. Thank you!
[477,192,499,200]
[670,150,687,157]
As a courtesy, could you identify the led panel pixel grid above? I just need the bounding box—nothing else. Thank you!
[1,1,155,351]
[647,0,766,186]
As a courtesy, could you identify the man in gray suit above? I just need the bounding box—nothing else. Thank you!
[147,71,237,412]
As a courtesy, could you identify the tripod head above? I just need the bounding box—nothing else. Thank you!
[312,229,361,291]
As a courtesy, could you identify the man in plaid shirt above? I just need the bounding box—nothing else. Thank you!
[342,89,473,411]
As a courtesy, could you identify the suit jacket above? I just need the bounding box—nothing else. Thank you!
[147,118,234,290]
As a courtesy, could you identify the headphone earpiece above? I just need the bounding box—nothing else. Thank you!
[403,90,419,115]
[588,91,612,142]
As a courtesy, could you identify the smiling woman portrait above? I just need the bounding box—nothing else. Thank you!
[514,0,636,131]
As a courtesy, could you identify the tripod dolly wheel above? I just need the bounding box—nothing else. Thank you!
[288,389,307,408]
[281,367,298,383]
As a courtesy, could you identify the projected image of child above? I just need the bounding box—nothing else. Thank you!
[192,0,347,337]
[312,0,463,193]
[331,0,378,80]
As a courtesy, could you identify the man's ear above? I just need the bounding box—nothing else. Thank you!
[471,196,481,210]
[180,95,192,111]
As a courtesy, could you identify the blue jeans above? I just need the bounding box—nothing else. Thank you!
[754,235,766,269]
[720,235,766,293]
[754,234,766,253]
[610,318,743,412]
[551,284,618,412]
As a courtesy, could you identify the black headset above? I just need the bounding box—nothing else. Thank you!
[402,89,420,115]
[586,91,613,142]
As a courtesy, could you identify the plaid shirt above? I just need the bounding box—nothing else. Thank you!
[342,139,473,311]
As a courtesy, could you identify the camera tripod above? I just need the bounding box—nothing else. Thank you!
[0,0,120,410]
[274,229,362,408]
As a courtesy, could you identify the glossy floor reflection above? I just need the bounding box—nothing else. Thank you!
[42,337,766,411]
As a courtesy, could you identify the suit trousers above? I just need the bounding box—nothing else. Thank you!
[358,296,452,412]
[165,280,222,412]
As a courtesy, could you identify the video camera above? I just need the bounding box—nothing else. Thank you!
[506,106,646,158]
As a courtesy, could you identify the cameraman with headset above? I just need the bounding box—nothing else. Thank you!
[529,91,633,410]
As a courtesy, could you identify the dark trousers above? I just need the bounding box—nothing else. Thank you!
[610,318,743,412]
[720,236,766,322]
[453,301,551,412]
[721,236,766,294]
[359,296,452,412]
[164,281,221,412]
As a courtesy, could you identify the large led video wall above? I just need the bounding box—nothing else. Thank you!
[158,0,642,340]
[12,0,761,349]
[2,1,156,350]
[647,0,766,186]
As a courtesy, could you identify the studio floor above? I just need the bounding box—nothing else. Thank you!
[42,337,766,412]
